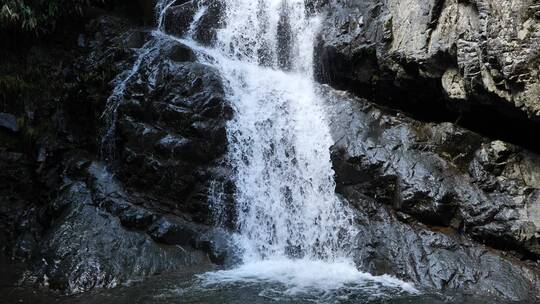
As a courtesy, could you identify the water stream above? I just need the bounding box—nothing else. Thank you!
[178,0,417,297]
[99,0,418,301]
[207,0,354,262]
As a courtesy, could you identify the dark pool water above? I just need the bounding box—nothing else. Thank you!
[0,268,515,304]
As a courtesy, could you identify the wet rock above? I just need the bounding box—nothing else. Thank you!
[313,0,540,128]
[322,85,540,301]
[33,180,210,295]
[350,196,540,301]
[168,43,197,62]
[163,2,199,37]
[468,141,540,256]
[194,228,241,266]
[0,113,19,133]
[112,37,232,220]
[191,0,225,45]
[0,151,40,261]
[324,85,540,259]
[0,5,231,297]
[9,151,223,295]
[163,0,225,45]
[148,216,200,246]
[118,205,156,230]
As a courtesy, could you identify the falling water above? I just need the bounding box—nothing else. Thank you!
[100,0,417,297]
[151,0,355,262]
[156,0,176,30]
[188,0,417,295]
[214,0,356,261]
[187,4,208,38]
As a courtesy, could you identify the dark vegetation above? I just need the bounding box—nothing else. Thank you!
[1,0,117,34]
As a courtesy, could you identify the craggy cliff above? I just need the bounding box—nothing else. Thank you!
[1,0,540,302]
[315,0,540,150]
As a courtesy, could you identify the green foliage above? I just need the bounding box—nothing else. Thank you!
[1,0,106,33]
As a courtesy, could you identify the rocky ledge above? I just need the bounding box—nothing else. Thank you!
[314,0,540,151]
[0,9,234,294]
[322,86,540,301]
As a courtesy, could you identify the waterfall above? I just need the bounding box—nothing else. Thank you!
[185,1,416,294]
[101,3,352,259]
[99,0,417,296]
[211,0,357,261]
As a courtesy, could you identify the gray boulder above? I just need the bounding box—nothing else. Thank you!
[33,179,211,294]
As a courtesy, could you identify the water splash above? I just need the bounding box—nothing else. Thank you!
[200,258,418,296]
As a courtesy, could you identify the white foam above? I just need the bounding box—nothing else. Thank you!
[200,258,419,295]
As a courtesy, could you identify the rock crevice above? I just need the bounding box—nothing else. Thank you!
[314,0,540,152]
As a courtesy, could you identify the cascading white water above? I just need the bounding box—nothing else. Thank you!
[100,0,417,296]
[210,0,356,261]
[187,1,416,294]
[102,1,355,259]
[102,0,353,258]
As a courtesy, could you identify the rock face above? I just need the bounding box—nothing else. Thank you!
[2,0,540,302]
[312,6,540,296]
[314,0,540,127]
[322,86,540,301]
[33,158,211,294]
[112,37,232,224]
[0,113,19,133]
[163,0,225,45]
[0,151,40,260]
[0,8,234,295]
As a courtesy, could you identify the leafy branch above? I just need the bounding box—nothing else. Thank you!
[1,0,107,33]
